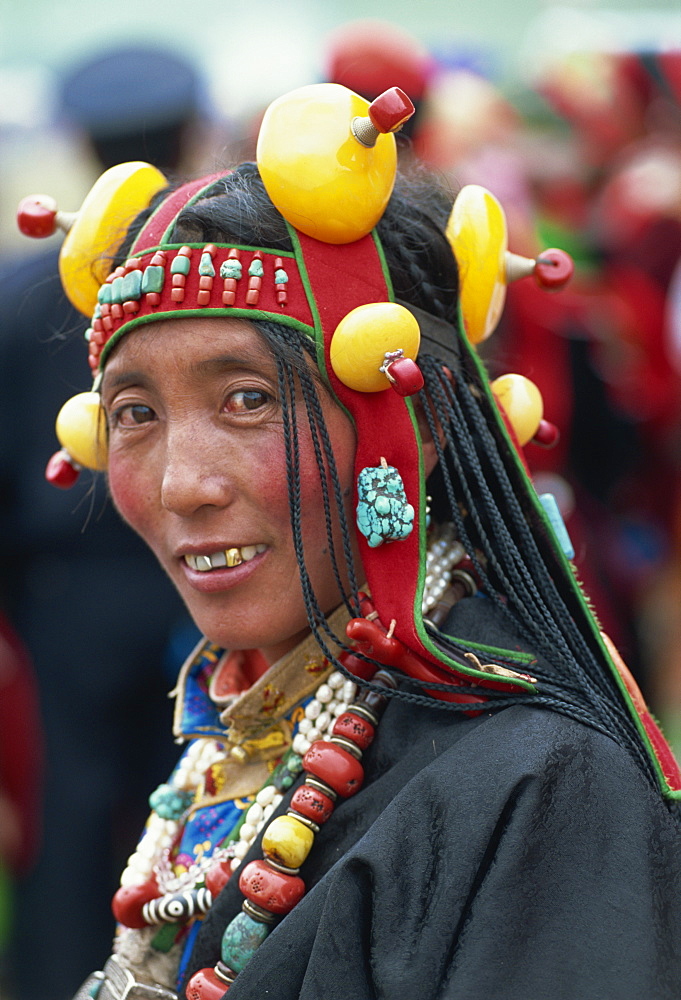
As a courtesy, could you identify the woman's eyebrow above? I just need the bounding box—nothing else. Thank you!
[188,354,273,377]
[102,354,272,394]
[101,369,149,393]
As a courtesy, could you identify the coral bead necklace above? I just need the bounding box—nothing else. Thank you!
[185,668,395,999]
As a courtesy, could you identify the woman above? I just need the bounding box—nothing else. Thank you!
[18,84,681,999]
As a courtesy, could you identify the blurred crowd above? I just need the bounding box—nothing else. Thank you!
[1,16,680,1000]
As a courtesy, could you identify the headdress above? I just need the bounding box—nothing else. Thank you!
[18,82,681,800]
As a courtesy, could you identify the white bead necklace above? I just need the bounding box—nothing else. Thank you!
[230,669,356,871]
[421,523,466,614]
[119,670,357,894]
[120,738,227,890]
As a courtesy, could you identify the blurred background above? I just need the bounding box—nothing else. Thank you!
[1,0,681,998]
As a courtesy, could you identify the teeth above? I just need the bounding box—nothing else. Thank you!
[184,545,265,572]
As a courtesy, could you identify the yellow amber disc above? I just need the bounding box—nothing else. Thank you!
[257,83,397,244]
[330,302,420,392]
[446,184,508,344]
[491,373,543,446]
[55,392,108,470]
[59,162,167,317]
[261,815,314,869]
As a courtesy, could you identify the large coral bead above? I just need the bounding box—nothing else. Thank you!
[111,877,158,929]
[302,741,364,797]
[238,859,305,915]
[332,712,375,750]
[186,966,232,1000]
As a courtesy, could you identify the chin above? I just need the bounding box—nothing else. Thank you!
[191,608,311,662]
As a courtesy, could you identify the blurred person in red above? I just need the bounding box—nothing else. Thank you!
[505,45,681,727]
[0,612,42,995]
[324,18,434,154]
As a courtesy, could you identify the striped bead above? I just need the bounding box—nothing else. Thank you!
[142,887,212,925]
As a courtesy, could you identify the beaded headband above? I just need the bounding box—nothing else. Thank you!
[89,244,314,374]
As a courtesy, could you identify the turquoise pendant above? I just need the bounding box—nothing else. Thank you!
[356,459,415,548]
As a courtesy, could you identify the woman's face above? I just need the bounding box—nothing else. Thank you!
[101,317,359,665]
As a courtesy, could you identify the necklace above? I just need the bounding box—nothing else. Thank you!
[108,525,468,998]
[112,668,359,934]
[185,668,395,999]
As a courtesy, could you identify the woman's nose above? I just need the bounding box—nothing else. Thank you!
[161,424,232,516]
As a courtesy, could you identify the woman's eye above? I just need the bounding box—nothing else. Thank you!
[110,404,155,428]
[225,389,271,413]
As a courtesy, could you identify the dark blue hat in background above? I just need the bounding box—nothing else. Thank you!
[59,44,201,139]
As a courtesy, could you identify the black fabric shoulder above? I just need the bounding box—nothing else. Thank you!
[185,696,681,999]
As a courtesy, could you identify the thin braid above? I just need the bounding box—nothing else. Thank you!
[440,376,599,683]
[258,323,361,616]
[438,365,644,738]
[298,377,355,616]
[444,370,635,719]
[419,355,657,783]
[426,358,596,668]
[297,375,361,618]
[424,363,545,622]
[276,351,358,647]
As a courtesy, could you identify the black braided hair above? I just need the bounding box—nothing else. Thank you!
[113,162,667,797]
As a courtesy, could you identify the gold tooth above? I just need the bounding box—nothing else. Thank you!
[225,547,243,568]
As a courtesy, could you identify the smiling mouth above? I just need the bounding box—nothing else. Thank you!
[184,544,267,572]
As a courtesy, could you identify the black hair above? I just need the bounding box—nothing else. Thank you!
[115,163,666,799]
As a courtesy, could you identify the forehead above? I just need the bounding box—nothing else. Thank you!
[102,316,274,379]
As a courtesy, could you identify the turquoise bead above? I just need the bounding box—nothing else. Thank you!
[171,255,191,275]
[220,260,242,279]
[221,911,270,973]
[141,265,165,294]
[111,275,125,304]
[148,783,193,820]
[538,493,574,560]
[121,270,142,301]
[199,252,216,277]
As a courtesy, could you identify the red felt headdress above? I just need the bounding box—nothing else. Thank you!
[18,82,680,797]
[12,83,577,701]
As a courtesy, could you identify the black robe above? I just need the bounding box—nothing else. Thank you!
[183,599,681,999]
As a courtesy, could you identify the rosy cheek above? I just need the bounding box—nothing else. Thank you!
[250,438,292,511]
[108,452,153,536]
